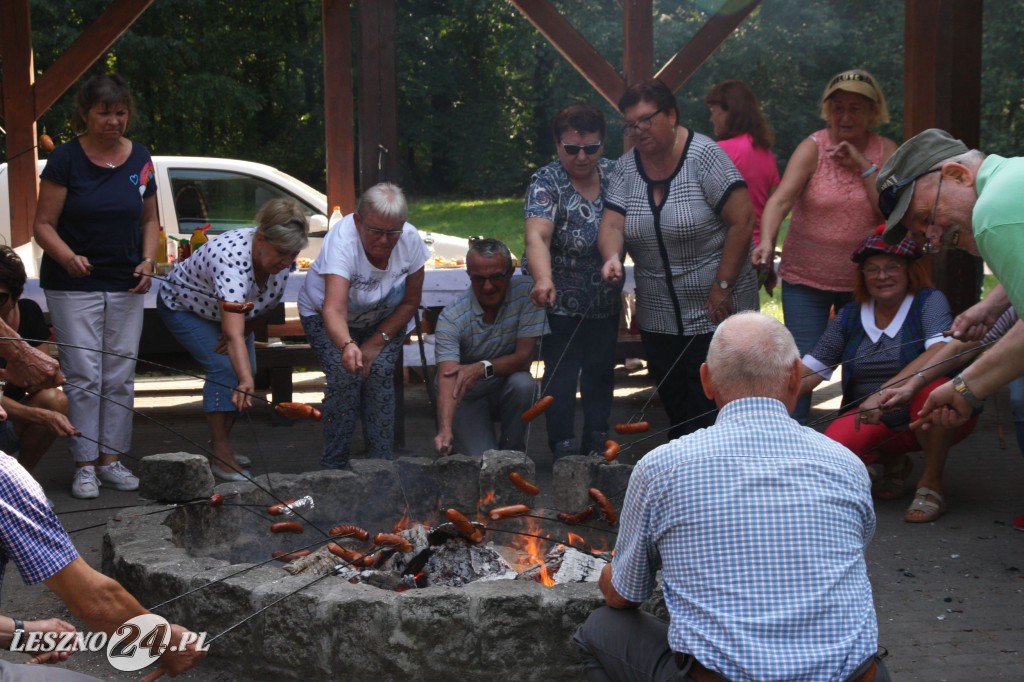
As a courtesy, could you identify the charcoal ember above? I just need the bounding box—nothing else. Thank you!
[362,571,405,590]
[284,545,336,575]
[378,525,431,574]
[420,538,516,587]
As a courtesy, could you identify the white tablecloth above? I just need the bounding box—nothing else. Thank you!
[23,265,635,311]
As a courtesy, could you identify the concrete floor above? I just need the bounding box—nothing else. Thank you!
[1,363,1022,681]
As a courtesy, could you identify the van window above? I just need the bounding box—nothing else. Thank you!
[167,169,318,235]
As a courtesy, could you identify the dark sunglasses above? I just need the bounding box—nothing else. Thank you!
[469,269,511,284]
[561,141,602,156]
[878,167,941,218]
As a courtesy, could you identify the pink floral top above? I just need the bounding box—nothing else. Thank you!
[778,129,885,291]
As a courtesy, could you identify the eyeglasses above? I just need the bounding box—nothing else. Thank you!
[560,141,602,156]
[469,269,511,284]
[878,167,941,218]
[863,263,906,278]
[621,110,663,136]
[362,224,403,240]
[0,292,11,307]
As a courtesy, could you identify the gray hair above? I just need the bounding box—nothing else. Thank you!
[254,197,309,252]
[706,312,799,402]
[467,238,513,273]
[357,182,408,223]
[942,149,986,169]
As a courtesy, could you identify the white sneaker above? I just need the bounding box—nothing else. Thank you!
[71,466,100,499]
[96,461,140,491]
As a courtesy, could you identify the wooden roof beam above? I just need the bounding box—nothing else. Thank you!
[34,0,154,118]
[508,0,625,108]
[655,0,762,92]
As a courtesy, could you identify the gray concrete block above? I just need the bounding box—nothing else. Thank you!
[137,452,215,502]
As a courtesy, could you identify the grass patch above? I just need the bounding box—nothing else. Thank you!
[408,197,524,257]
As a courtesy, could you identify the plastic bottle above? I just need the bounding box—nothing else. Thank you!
[424,231,436,261]
[157,226,168,264]
[177,238,191,261]
[328,206,342,230]
[190,224,210,254]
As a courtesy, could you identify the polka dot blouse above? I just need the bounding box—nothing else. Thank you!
[158,227,289,321]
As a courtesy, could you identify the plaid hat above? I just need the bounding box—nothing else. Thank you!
[876,128,968,244]
[851,232,921,263]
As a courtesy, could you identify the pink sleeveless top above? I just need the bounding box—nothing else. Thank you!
[778,130,885,291]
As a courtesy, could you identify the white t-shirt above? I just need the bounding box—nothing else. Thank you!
[159,227,290,322]
[297,213,430,328]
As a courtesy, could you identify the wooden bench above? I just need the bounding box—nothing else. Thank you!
[136,306,408,444]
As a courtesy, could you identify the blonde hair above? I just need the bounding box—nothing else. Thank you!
[820,69,890,128]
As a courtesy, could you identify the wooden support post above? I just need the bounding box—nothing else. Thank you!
[322,0,357,213]
[1,0,39,248]
[904,0,983,315]
[357,0,399,191]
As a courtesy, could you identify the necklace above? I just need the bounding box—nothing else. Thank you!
[105,162,116,169]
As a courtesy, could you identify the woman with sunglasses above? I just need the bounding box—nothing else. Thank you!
[799,234,977,523]
[298,183,428,469]
[159,198,308,480]
[754,69,898,424]
[523,104,622,459]
[598,78,758,438]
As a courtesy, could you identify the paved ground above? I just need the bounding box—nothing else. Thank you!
[1,363,1022,680]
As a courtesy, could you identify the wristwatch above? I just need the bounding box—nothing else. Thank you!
[377,330,390,343]
[952,374,985,410]
[715,279,733,290]
[11,618,24,648]
[481,360,494,379]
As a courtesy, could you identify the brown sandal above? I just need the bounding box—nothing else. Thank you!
[874,455,912,500]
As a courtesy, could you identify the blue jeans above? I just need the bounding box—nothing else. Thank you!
[157,299,255,413]
[782,281,853,424]
[302,314,404,467]
[541,314,618,454]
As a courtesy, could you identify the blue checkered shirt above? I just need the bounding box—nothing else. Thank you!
[612,397,878,681]
[0,454,79,594]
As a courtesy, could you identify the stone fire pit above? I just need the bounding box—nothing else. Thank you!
[103,453,634,680]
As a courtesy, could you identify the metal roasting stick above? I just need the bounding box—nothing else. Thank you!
[522,512,617,536]
[627,294,733,427]
[7,336,279,409]
[148,529,370,611]
[61,378,330,538]
[603,338,999,504]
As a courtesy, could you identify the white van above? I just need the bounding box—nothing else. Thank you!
[0,156,467,277]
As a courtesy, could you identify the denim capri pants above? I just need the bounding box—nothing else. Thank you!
[157,297,256,413]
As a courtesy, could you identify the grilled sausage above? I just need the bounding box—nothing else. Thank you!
[588,488,617,526]
[614,421,650,434]
[270,521,304,534]
[488,504,530,521]
[508,472,540,496]
[329,524,370,541]
[521,395,555,423]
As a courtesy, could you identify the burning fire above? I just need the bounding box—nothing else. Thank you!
[509,516,555,587]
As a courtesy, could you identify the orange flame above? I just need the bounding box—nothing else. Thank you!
[566,533,585,548]
[392,505,416,533]
[508,516,555,586]
[475,490,497,522]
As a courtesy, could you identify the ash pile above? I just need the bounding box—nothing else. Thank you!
[283,521,607,590]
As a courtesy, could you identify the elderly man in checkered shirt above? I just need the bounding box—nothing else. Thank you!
[575,312,888,682]
[0,329,205,678]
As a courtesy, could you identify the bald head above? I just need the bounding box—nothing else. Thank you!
[702,312,801,407]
